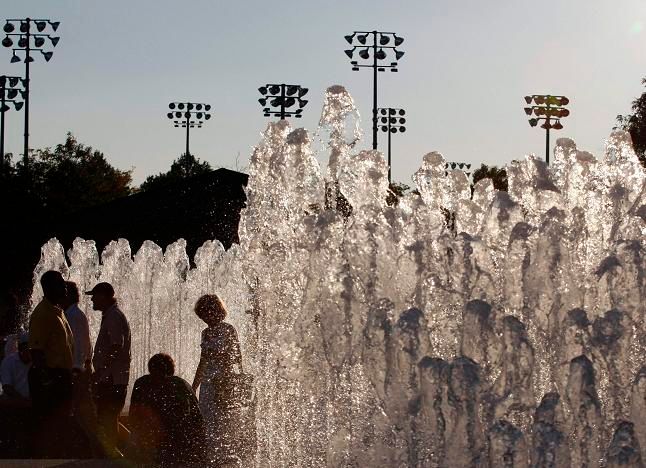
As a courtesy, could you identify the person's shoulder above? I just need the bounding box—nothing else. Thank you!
[69,304,87,316]
[222,322,238,336]
[133,374,153,390]
[30,300,56,323]
[135,374,153,384]
[169,376,196,396]
[114,304,130,324]
[31,300,48,317]
[169,375,191,387]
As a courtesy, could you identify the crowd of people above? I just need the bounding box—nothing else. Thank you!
[0,270,252,466]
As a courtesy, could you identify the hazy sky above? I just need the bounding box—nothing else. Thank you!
[3,0,645,184]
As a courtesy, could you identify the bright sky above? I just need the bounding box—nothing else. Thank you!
[2,0,645,184]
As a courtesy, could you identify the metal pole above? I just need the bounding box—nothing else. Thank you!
[280,84,286,120]
[545,126,550,166]
[0,102,4,175]
[185,107,190,156]
[23,18,31,176]
[372,31,378,150]
[387,113,392,183]
[0,92,5,173]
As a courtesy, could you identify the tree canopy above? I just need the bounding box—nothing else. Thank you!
[472,164,508,192]
[617,77,646,168]
[1,132,133,219]
[140,153,212,192]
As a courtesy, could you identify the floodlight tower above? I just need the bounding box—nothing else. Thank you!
[166,102,212,157]
[258,84,308,119]
[523,95,570,165]
[444,161,472,178]
[377,107,406,183]
[344,30,405,151]
[2,18,60,171]
[0,75,24,171]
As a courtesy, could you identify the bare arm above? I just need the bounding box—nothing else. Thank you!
[192,351,207,393]
[233,331,243,372]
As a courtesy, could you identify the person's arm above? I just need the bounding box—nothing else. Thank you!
[232,328,243,372]
[192,351,206,393]
[79,313,91,371]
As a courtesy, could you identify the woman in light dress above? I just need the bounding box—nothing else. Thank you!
[192,294,242,465]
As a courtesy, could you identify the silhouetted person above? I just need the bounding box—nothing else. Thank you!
[0,332,31,457]
[87,282,131,456]
[192,294,243,464]
[28,270,75,457]
[129,353,206,466]
[63,281,92,372]
[1,332,31,400]
[64,281,100,456]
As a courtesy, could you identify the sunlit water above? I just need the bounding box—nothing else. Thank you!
[32,86,645,467]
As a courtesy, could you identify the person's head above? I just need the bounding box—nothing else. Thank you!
[85,282,116,312]
[148,353,175,378]
[63,281,80,309]
[17,333,30,364]
[40,271,67,305]
[195,294,227,327]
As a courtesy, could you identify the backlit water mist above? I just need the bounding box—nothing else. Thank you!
[32,86,645,467]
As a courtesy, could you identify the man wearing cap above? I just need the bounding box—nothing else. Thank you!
[86,282,131,453]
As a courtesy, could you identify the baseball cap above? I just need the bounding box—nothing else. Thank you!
[85,282,115,297]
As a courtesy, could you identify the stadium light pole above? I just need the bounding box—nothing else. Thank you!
[0,75,24,173]
[258,84,308,119]
[344,31,405,151]
[444,161,472,178]
[166,102,212,157]
[2,18,60,174]
[377,107,406,183]
[524,95,570,165]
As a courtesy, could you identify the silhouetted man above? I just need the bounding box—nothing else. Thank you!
[28,270,75,457]
[63,281,92,372]
[87,282,131,455]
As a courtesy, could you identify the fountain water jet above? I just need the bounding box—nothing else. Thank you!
[32,86,645,467]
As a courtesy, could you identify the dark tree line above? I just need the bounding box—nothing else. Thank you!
[1,133,133,221]
[1,133,215,221]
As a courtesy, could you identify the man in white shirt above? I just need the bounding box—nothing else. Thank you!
[63,282,92,371]
[1,332,31,400]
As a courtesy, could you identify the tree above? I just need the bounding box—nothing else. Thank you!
[35,133,133,213]
[1,133,133,218]
[386,182,412,206]
[140,152,212,192]
[472,164,508,192]
[616,77,646,168]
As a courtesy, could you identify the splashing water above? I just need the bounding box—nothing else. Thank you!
[32,86,645,467]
